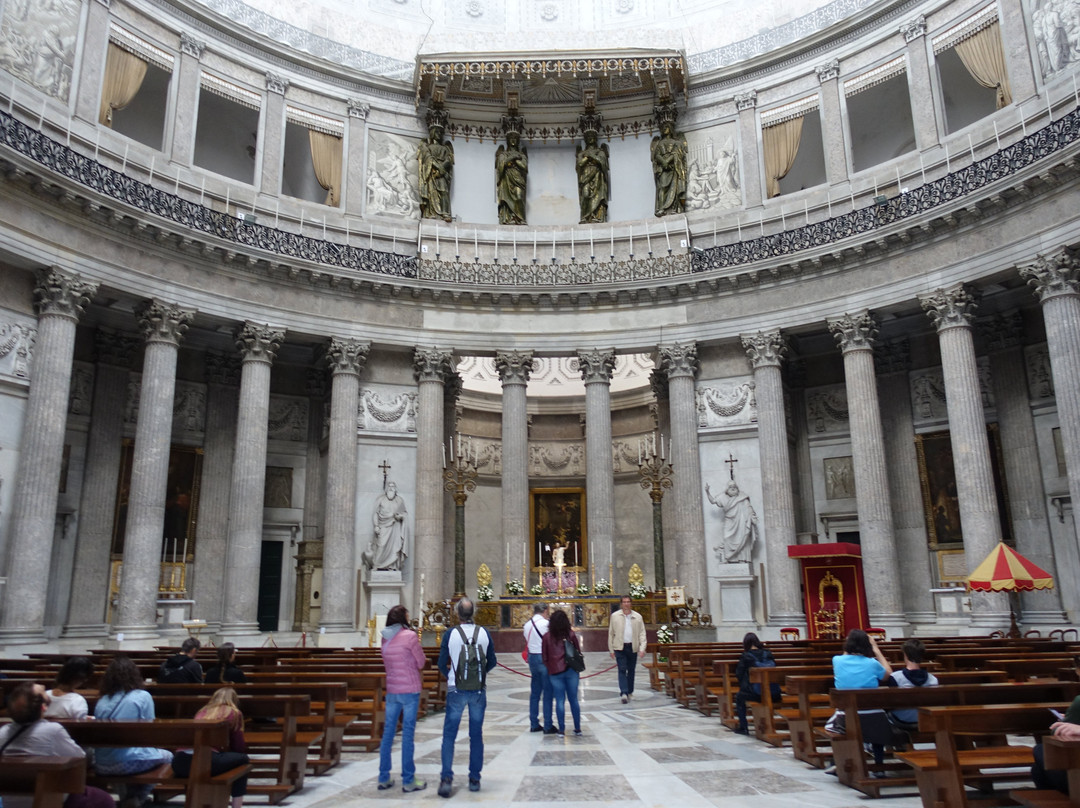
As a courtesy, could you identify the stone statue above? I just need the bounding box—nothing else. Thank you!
[706,481,758,563]
[495,131,528,225]
[551,542,566,567]
[417,123,454,221]
[651,120,688,217]
[576,130,609,224]
[364,480,409,570]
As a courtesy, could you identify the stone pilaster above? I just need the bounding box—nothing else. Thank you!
[73,0,111,124]
[413,348,454,604]
[920,285,1008,625]
[996,0,1038,104]
[815,60,849,185]
[827,312,906,627]
[787,359,818,539]
[578,349,617,577]
[220,322,285,635]
[497,351,534,578]
[657,344,705,597]
[258,73,289,197]
[64,330,138,636]
[168,34,205,166]
[900,16,941,151]
[741,330,803,624]
[0,268,97,642]
[294,368,326,631]
[735,91,762,208]
[320,338,370,631]
[345,99,370,217]
[113,299,195,640]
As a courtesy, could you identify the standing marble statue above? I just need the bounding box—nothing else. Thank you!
[417,123,454,222]
[576,131,609,224]
[706,481,758,563]
[651,121,688,217]
[365,481,409,570]
[496,131,528,225]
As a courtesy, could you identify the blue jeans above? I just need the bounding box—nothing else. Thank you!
[615,643,638,695]
[441,688,486,782]
[379,692,421,785]
[549,669,581,733]
[528,653,553,730]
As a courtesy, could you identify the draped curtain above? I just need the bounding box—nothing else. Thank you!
[99,43,148,127]
[762,116,804,198]
[308,130,343,207]
[954,21,1012,109]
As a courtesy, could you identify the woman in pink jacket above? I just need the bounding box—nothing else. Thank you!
[378,604,428,793]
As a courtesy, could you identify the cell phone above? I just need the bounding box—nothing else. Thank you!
[1049,709,1064,721]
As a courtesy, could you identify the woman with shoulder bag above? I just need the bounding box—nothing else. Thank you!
[541,609,583,737]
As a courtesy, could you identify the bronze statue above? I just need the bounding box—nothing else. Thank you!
[417,123,454,222]
[576,130,609,224]
[651,120,688,217]
[495,131,528,225]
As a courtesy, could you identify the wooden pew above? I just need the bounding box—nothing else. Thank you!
[0,756,86,808]
[1011,737,1080,808]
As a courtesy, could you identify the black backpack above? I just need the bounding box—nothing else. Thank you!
[454,626,485,691]
[749,652,782,700]
[158,655,197,684]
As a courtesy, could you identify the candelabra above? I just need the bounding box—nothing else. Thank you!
[443,453,478,596]
[638,441,674,591]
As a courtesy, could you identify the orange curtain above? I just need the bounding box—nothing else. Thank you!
[954,21,1012,109]
[99,43,148,127]
[762,115,804,198]
[308,129,343,207]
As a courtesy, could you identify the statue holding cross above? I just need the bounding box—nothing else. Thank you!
[706,454,758,564]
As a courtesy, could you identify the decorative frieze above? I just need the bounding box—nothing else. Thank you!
[909,360,994,423]
[873,338,910,375]
[358,389,416,432]
[1025,344,1054,398]
[267,396,309,441]
[696,380,756,428]
[173,382,207,434]
[68,363,94,416]
[529,442,583,477]
[806,384,849,433]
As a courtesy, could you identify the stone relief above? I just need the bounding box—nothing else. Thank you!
[0,0,80,101]
[124,376,141,426]
[696,380,756,428]
[68,363,94,416]
[1025,344,1054,398]
[529,442,583,476]
[267,396,308,441]
[366,130,421,220]
[358,389,417,433]
[806,385,849,433]
[173,382,207,434]
[0,318,35,380]
[264,466,293,508]
[910,360,994,425]
[613,440,640,473]
[824,456,855,500]
[1027,0,1080,80]
[684,123,741,212]
[706,480,758,563]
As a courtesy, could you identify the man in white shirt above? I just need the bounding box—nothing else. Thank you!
[607,595,647,703]
[523,602,554,733]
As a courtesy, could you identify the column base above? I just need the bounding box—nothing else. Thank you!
[867,613,910,635]
[217,622,262,638]
[62,623,111,639]
[766,613,806,628]
[1018,609,1069,626]
[108,625,161,644]
[314,628,366,648]
[0,626,49,646]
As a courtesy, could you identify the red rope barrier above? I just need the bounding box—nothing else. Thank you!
[495,660,619,679]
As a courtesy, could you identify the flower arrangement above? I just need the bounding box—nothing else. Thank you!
[505,579,524,595]
[656,624,674,644]
[593,578,612,595]
[541,570,578,593]
[576,583,591,595]
[629,582,648,599]
[477,584,493,602]
[529,583,544,595]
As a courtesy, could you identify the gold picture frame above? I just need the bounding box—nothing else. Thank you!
[530,487,587,571]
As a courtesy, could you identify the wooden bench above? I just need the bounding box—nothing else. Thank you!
[0,755,86,808]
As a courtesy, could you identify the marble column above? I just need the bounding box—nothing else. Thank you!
[344,100,370,217]
[220,322,285,635]
[320,338,370,631]
[191,351,240,629]
[997,0,1038,104]
[73,0,111,124]
[0,268,97,642]
[1020,249,1080,577]
[735,92,762,208]
[920,284,1009,625]
[787,360,818,540]
[413,348,453,604]
[901,17,941,151]
[658,344,706,598]
[827,312,906,627]
[168,34,205,167]
[113,299,195,639]
[578,350,617,581]
[294,368,326,631]
[875,340,936,623]
[815,61,849,186]
[497,351,534,580]
[259,73,289,197]
[64,330,138,636]
[983,311,1066,621]
[741,330,803,624]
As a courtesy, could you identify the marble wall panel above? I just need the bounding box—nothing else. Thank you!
[366,130,421,220]
[696,377,756,429]
[358,386,417,433]
[1025,0,1080,80]
[805,383,849,435]
[684,121,741,213]
[0,311,35,383]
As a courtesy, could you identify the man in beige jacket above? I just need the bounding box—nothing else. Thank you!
[608,595,647,703]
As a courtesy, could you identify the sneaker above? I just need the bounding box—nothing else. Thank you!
[403,780,427,793]
[573,729,583,736]
[377,779,395,790]
[620,694,628,704]
[824,765,837,776]
[543,727,558,735]
[438,778,453,798]
[733,727,749,735]
[468,778,481,792]
[530,725,543,732]
[627,692,633,700]
[557,728,565,737]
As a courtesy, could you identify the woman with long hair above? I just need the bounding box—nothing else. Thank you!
[541,609,583,736]
[93,656,173,807]
[171,687,249,808]
[205,643,247,684]
[45,656,94,719]
[732,632,775,735]
[377,604,427,793]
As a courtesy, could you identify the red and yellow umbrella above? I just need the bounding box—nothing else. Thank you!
[966,542,1055,592]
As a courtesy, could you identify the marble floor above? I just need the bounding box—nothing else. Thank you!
[277,652,932,808]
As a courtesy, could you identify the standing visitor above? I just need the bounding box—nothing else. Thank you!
[608,595,647,703]
[541,609,584,736]
[523,602,554,733]
[377,605,428,793]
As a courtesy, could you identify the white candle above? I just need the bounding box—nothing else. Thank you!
[274,198,279,227]
[895,165,901,190]
[122,143,129,172]
[826,192,831,217]
[1047,92,1053,120]
[804,199,809,224]
[226,187,231,216]
[663,219,670,249]
[919,153,926,185]
[645,226,652,254]
[781,205,785,230]
[570,229,575,259]
[533,231,537,260]
[455,227,459,257]
[638,440,642,465]
[512,229,517,259]
[736,216,741,240]
[993,121,1000,150]
[200,176,206,205]
[589,229,594,259]
[610,229,614,258]
[94,129,100,162]
[182,537,187,561]
[629,227,633,255]
[506,544,509,566]
[174,167,180,195]
[417,225,422,252]
[149,155,155,183]
[494,228,499,260]
[552,231,556,259]
[574,544,578,566]
[442,444,446,468]
[968,133,975,162]
[660,433,665,459]
[474,228,478,259]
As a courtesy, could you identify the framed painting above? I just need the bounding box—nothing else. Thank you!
[530,487,587,571]
[112,441,203,558]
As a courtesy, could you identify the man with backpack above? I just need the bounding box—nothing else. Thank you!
[157,636,204,683]
[436,598,497,798]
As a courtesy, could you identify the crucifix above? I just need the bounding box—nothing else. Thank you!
[724,453,738,480]
[379,459,391,489]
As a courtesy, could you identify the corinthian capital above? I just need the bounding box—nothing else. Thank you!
[413,346,454,383]
[136,299,195,345]
[1019,248,1080,303]
[827,310,878,353]
[235,321,285,362]
[919,284,979,331]
[576,349,616,384]
[495,350,535,385]
[327,337,370,376]
[741,330,787,369]
[657,342,698,379]
[33,267,98,320]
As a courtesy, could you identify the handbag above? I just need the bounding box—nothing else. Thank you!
[564,636,585,672]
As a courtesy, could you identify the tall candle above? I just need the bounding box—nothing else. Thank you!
[455,227,459,257]
[645,226,652,254]
[663,219,670,249]
[435,226,439,255]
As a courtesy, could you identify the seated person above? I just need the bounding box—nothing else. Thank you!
[0,681,112,808]
[884,639,939,730]
[829,629,900,775]
[94,656,173,808]
[733,632,777,735]
[158,637,204,683]
[1032,655,1080,795]
[205,643,247,684]
[171,687,249,808]
[46,657,94,720]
